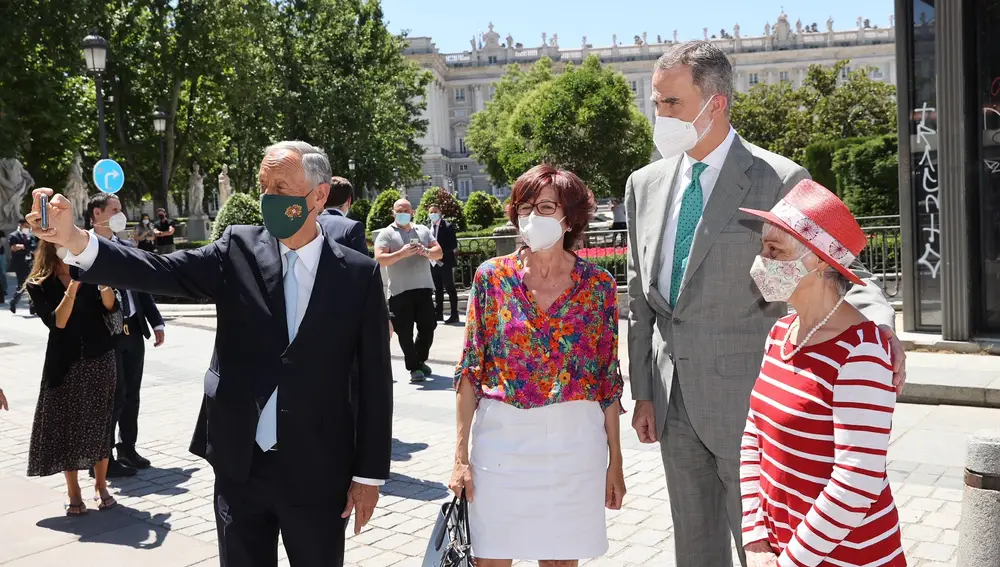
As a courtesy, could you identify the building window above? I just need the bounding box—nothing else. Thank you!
[458,138,467,153]
[630,80,638,93]
[870,66,884,79]
[840,65,853,79]
[459,164,468,171]
[488,55,498,64]
[489,85,496,98]
[749,73,760,86]
[779,71,790,83]
[459,180,471,199]
[455,88,466,101]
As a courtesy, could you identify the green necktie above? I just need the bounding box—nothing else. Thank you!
[670,162,708,306]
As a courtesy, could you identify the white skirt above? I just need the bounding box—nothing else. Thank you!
[468,399,609,560]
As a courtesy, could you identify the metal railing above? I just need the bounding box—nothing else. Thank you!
[450,217,902,298]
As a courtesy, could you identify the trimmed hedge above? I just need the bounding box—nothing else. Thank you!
[211,192,262,240]
[348,199,371,223]
[463,192,497,229]
[366,189,402,233]
[414,187,466,231]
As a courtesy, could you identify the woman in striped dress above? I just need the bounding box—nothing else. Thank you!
[738,180,906,567]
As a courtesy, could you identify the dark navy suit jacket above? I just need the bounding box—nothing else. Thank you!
[320,208,368,256]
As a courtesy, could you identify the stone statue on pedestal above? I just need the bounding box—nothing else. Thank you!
[188,162,205,216]
[218,164,231,208]
[827,17,835,33]
[65,153,89,223]
[0,158,34,227]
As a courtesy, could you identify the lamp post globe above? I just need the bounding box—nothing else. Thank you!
[82,34,109,74]
[348,158,356,172]
[151,109,167,133]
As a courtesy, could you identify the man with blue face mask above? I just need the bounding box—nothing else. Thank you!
[623,41,907,567]
[374,198,443,382]
[24,140,393,567]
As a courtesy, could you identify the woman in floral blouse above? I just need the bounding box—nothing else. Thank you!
[449,164,626,567]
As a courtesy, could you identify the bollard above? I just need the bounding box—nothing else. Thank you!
[956,429,1000,567]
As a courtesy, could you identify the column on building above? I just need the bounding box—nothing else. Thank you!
[439,83,451,152]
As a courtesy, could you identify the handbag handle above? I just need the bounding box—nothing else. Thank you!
[435,489,472,550]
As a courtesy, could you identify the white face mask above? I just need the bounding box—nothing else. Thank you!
[107,212,128,233]
[749,254,816,303]
[652,95,716,160]
[518,213,565,252]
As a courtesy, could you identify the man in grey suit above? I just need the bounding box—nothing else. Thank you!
[624,41,907,567]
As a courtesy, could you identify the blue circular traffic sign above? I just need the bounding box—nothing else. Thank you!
[93,159,125,194]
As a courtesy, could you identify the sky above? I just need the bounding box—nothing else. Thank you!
[380,0,896,54]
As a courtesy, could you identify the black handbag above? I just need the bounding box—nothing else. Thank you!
[102,289,124,336]
[422,490,473,567]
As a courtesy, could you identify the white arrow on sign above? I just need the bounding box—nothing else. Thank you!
[104,170,120,187]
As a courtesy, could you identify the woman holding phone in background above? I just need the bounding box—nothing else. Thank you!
[24,240,121,515]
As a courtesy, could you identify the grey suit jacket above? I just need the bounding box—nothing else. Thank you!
[625,135,895,459]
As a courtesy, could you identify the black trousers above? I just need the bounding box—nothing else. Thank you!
[215,450,349,567]
[388,289,437,371]
[431,264,458,320]
[10,264,29,307]
[112,317,146,451]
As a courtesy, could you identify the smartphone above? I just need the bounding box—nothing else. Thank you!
[40,195,49,230]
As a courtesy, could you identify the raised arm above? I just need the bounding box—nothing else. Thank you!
[776,333,896,567]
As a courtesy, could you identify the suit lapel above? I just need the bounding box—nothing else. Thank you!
[647,156,684,292]
[285,234,347,353]
[679,136,754,294]
[256,230,289,345]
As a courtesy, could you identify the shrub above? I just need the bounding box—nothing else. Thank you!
[414,187,466,231]
[348,198,371,223]
[487,194,503,218]
[211,192,262,240]
[801,137,866,197]
[832,134,899,218]
[464,192,496,229]
[367,189,402,233]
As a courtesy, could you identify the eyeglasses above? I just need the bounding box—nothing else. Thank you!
[515,200,559,217]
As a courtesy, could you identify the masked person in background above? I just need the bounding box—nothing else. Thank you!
[25,140,393,567]
[374,198,442,383]
[623,41,906,567]
[85,193,165,478]
[8,218,37,314]
[132,213,157,252]
[450,164,625,566]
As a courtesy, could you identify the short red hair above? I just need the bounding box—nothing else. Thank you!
[507,164,596,251]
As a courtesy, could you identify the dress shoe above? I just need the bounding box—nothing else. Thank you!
[446,315,461,325]
[117,447,151,469]
[106,459,137,478]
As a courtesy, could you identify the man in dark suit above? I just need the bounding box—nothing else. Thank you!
[86,193,165,476]
[320,176,368,256]
[27,140,392,567]
[426,205,459,323]
[8,218,36,314]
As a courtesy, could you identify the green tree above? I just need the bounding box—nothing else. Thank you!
[348,198,371,223]
[211,191,262,239]
[366,188,401,233]
[486,193,503,219]
[463,191,496,229]
[832,135,899,217]
[414,187,466,231]
[731,60,896,164]
[467,56,652,199]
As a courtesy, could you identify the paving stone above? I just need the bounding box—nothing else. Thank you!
[908,497,945,512]
[911,541,956,562]
[922,512,960,530]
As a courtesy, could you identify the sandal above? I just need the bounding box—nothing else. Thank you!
[65,502,88,516]
[94,494,117,511]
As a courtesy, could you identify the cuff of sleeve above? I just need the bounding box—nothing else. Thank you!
[61,232,98,270]
[454,366,480,391]
[153,325,165,332]
[352,476,385,486]
[742,527,770,548]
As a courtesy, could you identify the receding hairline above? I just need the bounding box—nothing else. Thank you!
[393,199,412,208]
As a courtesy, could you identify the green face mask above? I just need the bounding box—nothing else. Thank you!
[260,190,314,240]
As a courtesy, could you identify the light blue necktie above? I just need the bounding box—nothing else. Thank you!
[284,250,299,341]
[256,249,299,451]
[670,162,708,306]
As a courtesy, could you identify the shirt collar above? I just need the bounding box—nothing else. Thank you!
[683,125,737,174]
[278,223,324,275]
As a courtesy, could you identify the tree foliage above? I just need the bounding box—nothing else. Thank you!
[731,60,897,164]
[467,56,653,199]
[0,0,430,215]
[367,188,401,233]
[414,187,466,231]
[348,198,372,223]
[463,191,496,229]
[211,192,262,240]
[832,135,899,217]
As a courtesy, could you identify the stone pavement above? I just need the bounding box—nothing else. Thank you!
[1,310,997,566]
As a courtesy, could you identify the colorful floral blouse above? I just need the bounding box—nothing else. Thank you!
[454,253,624,411]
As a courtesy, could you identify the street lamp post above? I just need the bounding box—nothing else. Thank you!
[393,167,399,189]
[348,158,357,199]
[82,34,110,159]
[152,109,168,205]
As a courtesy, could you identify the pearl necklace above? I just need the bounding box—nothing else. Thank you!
[780,295,846,361]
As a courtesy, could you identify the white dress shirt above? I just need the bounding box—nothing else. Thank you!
[64,226,383,486]
[657,126,738,297]
[88,229,164,331]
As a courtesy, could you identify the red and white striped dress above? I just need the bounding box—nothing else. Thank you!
[740,316,907,567]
